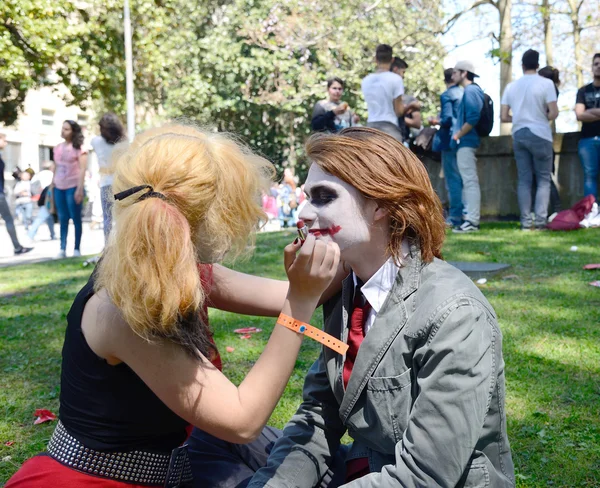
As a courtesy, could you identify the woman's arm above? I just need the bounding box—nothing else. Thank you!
[74,152,88,204]
[85,236,341,444]
[209,262,348,317]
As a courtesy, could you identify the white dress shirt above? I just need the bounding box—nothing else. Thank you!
[352,240,409,334]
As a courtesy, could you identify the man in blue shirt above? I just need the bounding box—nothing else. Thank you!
[451,60,485,233]
[433,68,464,227]
[0,132,33,255]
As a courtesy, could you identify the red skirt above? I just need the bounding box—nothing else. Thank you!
[5,454,153,488]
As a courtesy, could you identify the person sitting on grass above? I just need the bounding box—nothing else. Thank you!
[248,127,515,488]
[6,124,341,488]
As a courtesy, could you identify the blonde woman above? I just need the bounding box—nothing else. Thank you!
[6,125,340,488]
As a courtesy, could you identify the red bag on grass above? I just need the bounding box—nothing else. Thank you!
[547,195,595,231]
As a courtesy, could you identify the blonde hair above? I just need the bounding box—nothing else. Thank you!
[95,124,273,357]
[306,127,445,263]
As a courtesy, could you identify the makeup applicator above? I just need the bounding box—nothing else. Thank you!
[297,220,308,244]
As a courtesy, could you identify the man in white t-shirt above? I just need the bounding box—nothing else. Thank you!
[361,44,405,141]
[501,49,558,230]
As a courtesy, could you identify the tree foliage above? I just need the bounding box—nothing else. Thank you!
[2,0,447,175]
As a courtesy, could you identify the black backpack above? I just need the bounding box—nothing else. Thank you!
[474,84,494,137]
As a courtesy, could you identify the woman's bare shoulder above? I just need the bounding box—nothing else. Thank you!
[82,288,127,364]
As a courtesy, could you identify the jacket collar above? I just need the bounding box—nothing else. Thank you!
[335,242,423,419]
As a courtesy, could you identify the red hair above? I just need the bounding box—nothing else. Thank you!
[305,127,445,263]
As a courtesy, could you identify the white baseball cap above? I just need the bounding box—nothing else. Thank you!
[454,60,479,77]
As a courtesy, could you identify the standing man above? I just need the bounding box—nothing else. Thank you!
[575,53,600,199]
[0,132,33,255]
[390,57,421,145]
[433,68,464,228]
[451,60,484,233]
[361,45,405,141]
[501,49,558,230]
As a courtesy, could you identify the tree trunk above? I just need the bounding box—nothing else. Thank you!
[572,18,583,87]
[498,0,513,135]
[542,0,553,66]
[567,0,584,87]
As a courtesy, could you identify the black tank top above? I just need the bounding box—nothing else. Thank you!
[59,272,189,452]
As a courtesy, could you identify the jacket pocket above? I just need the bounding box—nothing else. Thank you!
[362,369,413,450]
[366,369,412,392]
[462,463,490,488]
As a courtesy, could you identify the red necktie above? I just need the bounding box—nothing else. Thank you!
[343,291,371,389]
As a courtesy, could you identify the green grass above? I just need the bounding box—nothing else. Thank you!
[1,224,599,486]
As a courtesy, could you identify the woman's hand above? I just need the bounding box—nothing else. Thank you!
[284,235,340,307]
[333,103,348,115]
[74,186,84,204]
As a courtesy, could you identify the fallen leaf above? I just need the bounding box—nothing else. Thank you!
[33,409,57,425]
[240,334,252,340]
[233,327,263,334]
[476,251,491,256]
[502,274,520,280]
[4,441,14,447]
[226,346,235,353]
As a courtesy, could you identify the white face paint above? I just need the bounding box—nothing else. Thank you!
[299,164,376,257]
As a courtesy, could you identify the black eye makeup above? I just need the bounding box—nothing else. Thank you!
[307,185,338,206]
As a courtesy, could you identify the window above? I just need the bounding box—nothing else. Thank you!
[2,142,22,173]
[77,114,89,130]
[41,109,55,127]
[39,145,54,166]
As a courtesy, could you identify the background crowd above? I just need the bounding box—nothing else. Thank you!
[1,48,599,255]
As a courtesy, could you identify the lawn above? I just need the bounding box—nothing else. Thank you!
[1,224,599,486]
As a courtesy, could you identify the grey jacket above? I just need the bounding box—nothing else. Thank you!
[248,249,515,488]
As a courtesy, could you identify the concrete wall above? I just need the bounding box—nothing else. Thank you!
[422,132,594,219]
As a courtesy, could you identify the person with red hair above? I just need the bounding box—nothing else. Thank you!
[248,127,515,488]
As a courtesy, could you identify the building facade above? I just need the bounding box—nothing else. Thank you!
[1,86,96,179]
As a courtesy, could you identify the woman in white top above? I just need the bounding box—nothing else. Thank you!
[90,113,125,242]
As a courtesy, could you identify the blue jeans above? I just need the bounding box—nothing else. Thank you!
[578,136,600,198]
[188,426,347,488]
[441,150,463,225]
[28,205,55,240]
[15,202,33,229]
[100,185,113,243]
[513,128,553,228]
[54,187,83,251]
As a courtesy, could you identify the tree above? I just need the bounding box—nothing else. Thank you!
[444,0,513,134]
[541,0,553,65]
[2,0,448,176]
[129,0,448,176]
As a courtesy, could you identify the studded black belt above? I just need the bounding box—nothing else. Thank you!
[47,420,193,487]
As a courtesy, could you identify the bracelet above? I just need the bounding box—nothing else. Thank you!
[276,313,348,355]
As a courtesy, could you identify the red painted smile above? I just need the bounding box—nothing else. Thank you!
[308,225,341,237]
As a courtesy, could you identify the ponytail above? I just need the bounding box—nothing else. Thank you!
[95,124,273,359]
[96,197,214,359]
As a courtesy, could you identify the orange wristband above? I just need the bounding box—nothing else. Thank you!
[277,313,348,355]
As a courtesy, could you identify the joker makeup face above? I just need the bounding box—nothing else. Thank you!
[299,164,378,259]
